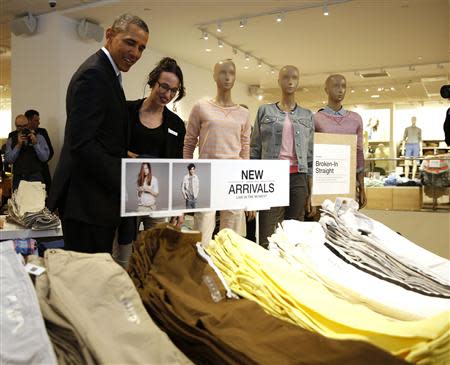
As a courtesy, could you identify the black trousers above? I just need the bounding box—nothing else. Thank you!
[62,218,115,254]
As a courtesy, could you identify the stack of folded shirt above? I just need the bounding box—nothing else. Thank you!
[128,224,406,365]
[204,228,450,365]
[28,249,190,365]
[7,181,60,230]
[268,220,450,321]
[319,200,450,298]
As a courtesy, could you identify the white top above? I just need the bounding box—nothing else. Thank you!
[137,177,159,207]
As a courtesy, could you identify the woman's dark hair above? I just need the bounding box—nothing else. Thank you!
[147,57,186,102]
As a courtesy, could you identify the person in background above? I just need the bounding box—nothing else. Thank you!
[5,114,49,191]
[25,109,54,193]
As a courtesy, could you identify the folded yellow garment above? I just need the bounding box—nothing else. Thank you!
[205,229,450,365]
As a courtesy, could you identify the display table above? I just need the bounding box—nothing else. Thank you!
[366,186,423,211]
[0,215,63,241]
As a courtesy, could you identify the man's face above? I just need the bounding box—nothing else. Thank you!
[15,116,29,131]
[326,76,346,103]
[105,23,149,72]
[278,67,299,95]
[213,62,236,91]
[29,115,40,130]
[189,167,195,176]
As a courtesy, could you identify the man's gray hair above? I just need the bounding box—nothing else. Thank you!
[111,14,149,33]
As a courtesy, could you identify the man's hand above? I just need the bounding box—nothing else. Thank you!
[17,133,28,146]
[28,131,38,145]
[127,151,138,158]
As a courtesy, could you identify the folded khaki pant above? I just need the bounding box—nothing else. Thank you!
[29,249,191,365]
[129,224,406,365]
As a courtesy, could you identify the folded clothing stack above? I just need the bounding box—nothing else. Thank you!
[7,181,60,230]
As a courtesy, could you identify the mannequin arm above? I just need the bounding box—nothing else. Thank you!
[357,171,367,209]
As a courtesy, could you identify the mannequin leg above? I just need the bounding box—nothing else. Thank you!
[194,211,216,246]
[404,162,410,179]
[412,162,418,179]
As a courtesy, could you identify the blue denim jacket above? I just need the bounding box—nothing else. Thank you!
[250,103,314,175]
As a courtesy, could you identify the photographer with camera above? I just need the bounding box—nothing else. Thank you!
[4,114,50,191]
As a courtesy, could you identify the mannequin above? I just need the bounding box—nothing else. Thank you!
[402,116,422,179]
[250,65,314,246]
[314,74,367,208]
[184,59,252,246]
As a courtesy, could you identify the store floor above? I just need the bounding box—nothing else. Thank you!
[362,209,450,259]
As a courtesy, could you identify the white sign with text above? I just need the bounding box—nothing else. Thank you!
[313,144,351,195]
[121,159,289,217]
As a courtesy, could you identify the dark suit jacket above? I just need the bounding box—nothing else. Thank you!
[48,50,128,227]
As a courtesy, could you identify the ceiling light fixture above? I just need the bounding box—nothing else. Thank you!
[244,65,249,70]
[365,88,369,92]
[406,84,411,89]
[270,68,275,74]
[323,1,329,16]
[205,48,212,52]
[239,18,247,28]
[202,30,208,40]
[257,61,262,68]
[409,65,416,71]
[276,13,284,22]
[371,94,380,98]
[216,23,222,32]
[245,53,250,61]
[350,89,355,93]
[218,40,224,48]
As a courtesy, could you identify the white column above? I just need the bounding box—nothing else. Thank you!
[11,12,101,174]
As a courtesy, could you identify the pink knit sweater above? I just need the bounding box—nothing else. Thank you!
[183,100,251,159]
[314,110,365,171]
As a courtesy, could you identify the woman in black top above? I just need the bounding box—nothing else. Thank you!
[116,57,186,268]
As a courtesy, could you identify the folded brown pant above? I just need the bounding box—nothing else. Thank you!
[29,249,191,365]
[129,224,407,365]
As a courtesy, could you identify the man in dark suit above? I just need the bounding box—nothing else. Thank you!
[48,14,149,253]
[25,109,54,193]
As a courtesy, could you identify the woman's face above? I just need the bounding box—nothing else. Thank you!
[143,164,150,176]
[149,71,180,107]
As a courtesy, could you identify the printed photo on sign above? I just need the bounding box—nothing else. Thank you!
[123,161,170,215]
[172,162,211,210]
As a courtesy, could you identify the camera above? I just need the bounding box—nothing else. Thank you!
[49,0,56,8]
[20,128,31,138]
[440,85,450,99]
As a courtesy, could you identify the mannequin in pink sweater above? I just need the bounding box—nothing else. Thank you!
[314,74,367,208]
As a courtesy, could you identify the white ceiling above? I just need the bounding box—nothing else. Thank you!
[0,0,449,108]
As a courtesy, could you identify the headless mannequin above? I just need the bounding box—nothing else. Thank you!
[278,65,313,213]
[322,74,367,208]
[402,117,422,179]
[187,60,251,245]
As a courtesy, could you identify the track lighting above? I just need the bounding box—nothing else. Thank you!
[276,13,284,22]
[216,23,222,32]
[218,40,224,48]
[257,61,262,68]
[202,30,208,40]
[239,18,247,28]
[245,53,250,61]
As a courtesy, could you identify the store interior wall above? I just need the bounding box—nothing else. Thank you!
[10,13,261,174]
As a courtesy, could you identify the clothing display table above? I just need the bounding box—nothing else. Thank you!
[0,215,62,240]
